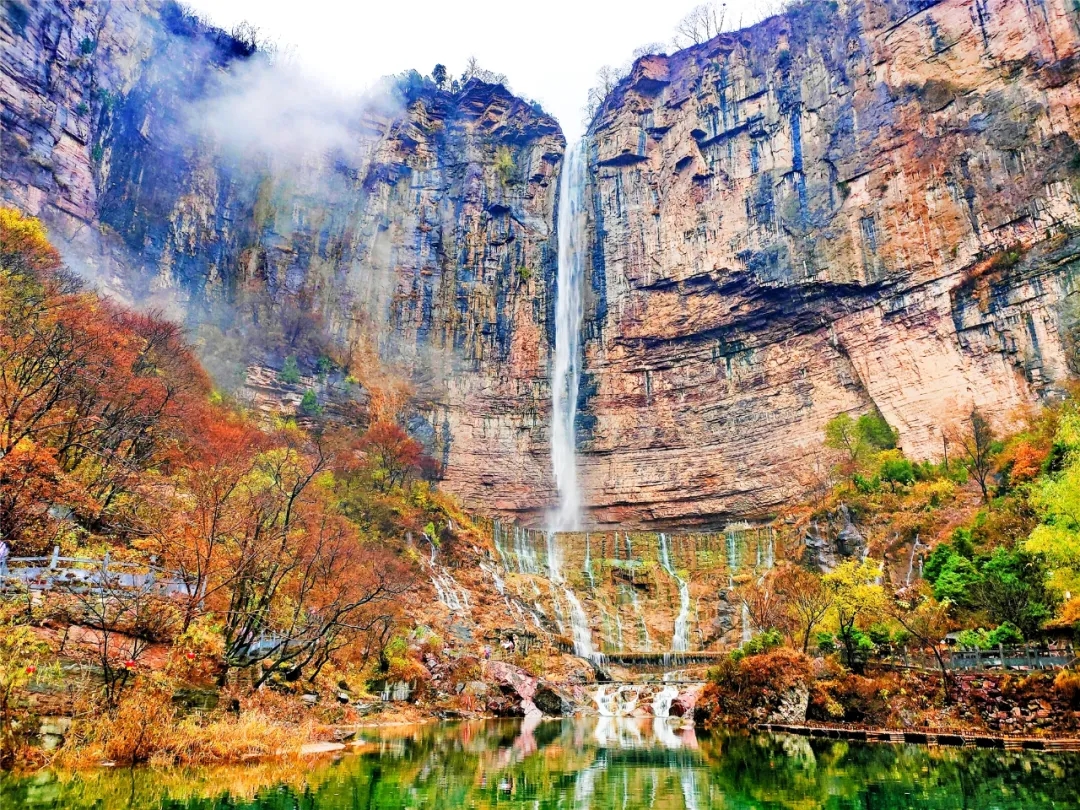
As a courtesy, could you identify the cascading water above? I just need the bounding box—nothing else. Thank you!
[658,533,691,652]
[550,139,588,531]
[651,684,679,718]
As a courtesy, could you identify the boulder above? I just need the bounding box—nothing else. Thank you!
[669,685,705,718]
[765,685,810,725]
[485,661,540,717]
[533,683,573,716]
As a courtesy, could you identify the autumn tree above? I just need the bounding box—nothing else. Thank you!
[951,406,997,503]
[1,208,210,549]
[737,569,791,638]
[0,605,51,766]
[57,568,179,706]
[357,419,424,492]
[888,586,954,703]
[773,563,833,653]
[824,559,886,673]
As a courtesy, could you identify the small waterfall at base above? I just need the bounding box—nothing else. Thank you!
[550,139,588,531]
[651,684,679,719]
[544,528,596,659]
[658,533,691,652]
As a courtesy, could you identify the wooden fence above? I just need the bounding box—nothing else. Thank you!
[0,546,192,597]
[879,644,1077,672]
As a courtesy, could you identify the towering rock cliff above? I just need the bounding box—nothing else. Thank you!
[578,0,1080,527]
[1,0,564,519]
[7,0,1080,530]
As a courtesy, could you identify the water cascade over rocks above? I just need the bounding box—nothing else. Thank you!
[657,533,691,652]
[490,522,775,659]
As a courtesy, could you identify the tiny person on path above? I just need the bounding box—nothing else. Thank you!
[0,538,9,579]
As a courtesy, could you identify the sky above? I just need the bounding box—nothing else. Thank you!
[184,0,768,139]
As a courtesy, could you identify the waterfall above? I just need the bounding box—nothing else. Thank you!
[565,588,596,659]
[544,529,595,659]
[627,585,652,651]
[551,139,588,531]
[427,540,470,615]
[651,684,679,719]
[658,533,691,652]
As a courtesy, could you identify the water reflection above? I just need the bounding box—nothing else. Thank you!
[3,718,1080,809]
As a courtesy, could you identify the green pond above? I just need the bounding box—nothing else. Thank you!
[3,718,1079,809]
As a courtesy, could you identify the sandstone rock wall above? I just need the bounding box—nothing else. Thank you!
[9,0,1080,530]
[1,0,564,521]
[580,0,1080,527]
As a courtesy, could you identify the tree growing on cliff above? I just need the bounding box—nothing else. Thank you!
[583,64,628,124]
[824,411,898,480]
[431,64,448,89]
[672,2,726,48]
[950,406,997,503]
[461,57,508,89]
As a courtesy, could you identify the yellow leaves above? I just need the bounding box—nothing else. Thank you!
[0,207,61,274]
[824,558,887,625]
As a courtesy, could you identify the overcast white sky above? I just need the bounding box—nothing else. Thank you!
[185,0,767,139]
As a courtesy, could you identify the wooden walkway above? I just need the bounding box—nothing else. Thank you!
[0,547,192,597]
[877,645,1077,672]
[757,722,1080,751]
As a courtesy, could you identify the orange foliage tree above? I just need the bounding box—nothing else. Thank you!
[2,208,418,689]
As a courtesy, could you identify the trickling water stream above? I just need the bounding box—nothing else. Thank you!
[551,139,588,531]
[657,533,691,652]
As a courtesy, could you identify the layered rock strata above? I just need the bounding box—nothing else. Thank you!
[8,0,1080,528]
[578,0,1080,526]
[1,0,563,519]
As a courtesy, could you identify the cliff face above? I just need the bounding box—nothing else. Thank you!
[8,0,1080,530]
[579,0,1080,527]
[1,0,564,520]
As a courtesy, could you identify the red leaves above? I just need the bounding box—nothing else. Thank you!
[0,209,215,547]
[354,419,425,491]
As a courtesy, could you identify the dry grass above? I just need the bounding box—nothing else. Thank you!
[54,682,303,767]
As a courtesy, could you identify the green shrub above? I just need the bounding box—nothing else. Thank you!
[987,621,1024,646]
[278,355,301,384]
[494,146,516,186]
[933,555,982,605]
[857,412,898,450]
[299,389,321,416]
[853,473,880,494]
[880,457,915,489]
[731,629,783,662]
[315,355,334,376]
[867,623,893,648]
[816,632,837,654]
[79,37,96,54]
